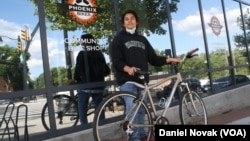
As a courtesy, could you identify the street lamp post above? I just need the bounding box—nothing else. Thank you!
[0,35,18,42]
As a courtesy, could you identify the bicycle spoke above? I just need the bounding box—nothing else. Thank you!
[93,92,153,141]
[180,92,207,125]
[41,95,79,130]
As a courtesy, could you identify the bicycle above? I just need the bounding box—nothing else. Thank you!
[41,88,124,130]
[93,48,208,141]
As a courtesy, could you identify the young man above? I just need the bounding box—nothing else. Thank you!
[111,10,181,141]
[75,34,110,124]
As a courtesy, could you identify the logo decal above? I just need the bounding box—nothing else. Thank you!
[67,0,97,25]
[208,16,223,36]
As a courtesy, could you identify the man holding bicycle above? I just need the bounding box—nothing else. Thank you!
[111,10,181,141]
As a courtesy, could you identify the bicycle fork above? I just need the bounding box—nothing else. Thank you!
[124,101,140,136]
[124,92,147,137]
[182,83,199,117]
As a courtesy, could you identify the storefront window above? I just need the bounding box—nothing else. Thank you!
[225,1,249,68]
[0,0,250,140]
[0,1,45,91]
[28,0,116,88]
[199,1,228,71]
[172,0,206,74]
[225,2,250,80]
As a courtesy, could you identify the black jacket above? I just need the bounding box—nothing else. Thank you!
[74,50,110,89]
[111,30,167,85]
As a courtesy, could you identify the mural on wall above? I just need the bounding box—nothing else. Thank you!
[67,0,97,25]
[208,16,223,36]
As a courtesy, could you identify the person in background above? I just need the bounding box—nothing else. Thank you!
[110,10,181,141]
[74,34,110,124]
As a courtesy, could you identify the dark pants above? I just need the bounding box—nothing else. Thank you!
[77,90,104,124]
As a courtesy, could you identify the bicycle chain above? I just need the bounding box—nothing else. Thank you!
[155,117,169,125]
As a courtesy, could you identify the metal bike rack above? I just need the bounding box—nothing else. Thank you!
[0,103,15,140]
[0,103,29,141]
[15,104,29,141]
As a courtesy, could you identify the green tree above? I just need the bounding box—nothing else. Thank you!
[0,45,23,90]
[34,66,70,88]
[29,0,180,51]
[234,11,250,49]
[50,67,68,86]
[233,9,250,71]
[29,0,179,32]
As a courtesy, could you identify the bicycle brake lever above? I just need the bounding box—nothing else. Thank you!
[187,54,198,58]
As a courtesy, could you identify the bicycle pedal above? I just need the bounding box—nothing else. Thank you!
[158,97,166,108]
[126,128,133,135]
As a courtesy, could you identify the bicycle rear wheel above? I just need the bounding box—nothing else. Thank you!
[93,91,153,141]
[180,91,207,125]
[41,95,79,130]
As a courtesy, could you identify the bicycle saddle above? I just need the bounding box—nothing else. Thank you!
[135,70,151,84]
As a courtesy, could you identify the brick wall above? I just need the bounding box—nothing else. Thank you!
[0,76,8,92]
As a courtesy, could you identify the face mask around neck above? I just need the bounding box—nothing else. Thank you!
[126,27,136,34]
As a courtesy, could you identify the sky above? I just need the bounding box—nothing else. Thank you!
[0,0,249,80]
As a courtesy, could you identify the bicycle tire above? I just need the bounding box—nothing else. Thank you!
[41,95,79,130]
[93,91,153,141]
[86,91,113,117]
[179,91,207,125]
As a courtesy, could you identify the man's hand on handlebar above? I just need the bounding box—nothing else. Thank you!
[166,57,182,64]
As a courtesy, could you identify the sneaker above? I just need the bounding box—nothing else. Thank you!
[140,135,155,141]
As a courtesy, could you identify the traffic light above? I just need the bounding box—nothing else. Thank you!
[21,29,28,41]
[18,37,22,53]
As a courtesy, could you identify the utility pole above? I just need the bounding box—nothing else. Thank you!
[20,23,39,90]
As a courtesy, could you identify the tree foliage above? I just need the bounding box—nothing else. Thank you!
[29,0,180,43]
[34,66,73,88]
[234,11,250,49]
[33,47,250,88]
[0,45,23,90]
[232,11,250,70]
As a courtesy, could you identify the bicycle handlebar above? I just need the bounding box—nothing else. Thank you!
[175,48,199,73]
[136,48,199,78]
[181,48,199,62]
[187,48,199,58]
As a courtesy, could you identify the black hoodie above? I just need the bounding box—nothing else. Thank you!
[111,30,167,86]
[74,50,110,89]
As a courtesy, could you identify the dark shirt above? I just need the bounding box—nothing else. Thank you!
[74,50,110,90]
[111,30,167,85]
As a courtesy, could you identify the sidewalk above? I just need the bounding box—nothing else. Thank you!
[208,106,250,125]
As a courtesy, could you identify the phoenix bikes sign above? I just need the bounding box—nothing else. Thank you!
[67,0,98,25]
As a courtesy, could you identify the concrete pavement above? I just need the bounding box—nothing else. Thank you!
[1,84,250,141]
[44,84,250,141]
[43,105,250,141]
[208,105,250,125]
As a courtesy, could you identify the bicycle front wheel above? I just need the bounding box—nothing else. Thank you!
[93,91,153,141]
[41,95,79,130]
[180,91,207,125]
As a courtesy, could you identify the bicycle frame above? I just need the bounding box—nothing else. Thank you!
[149,73,184,117]
[125,48,199,128]
[125,72,185,127]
